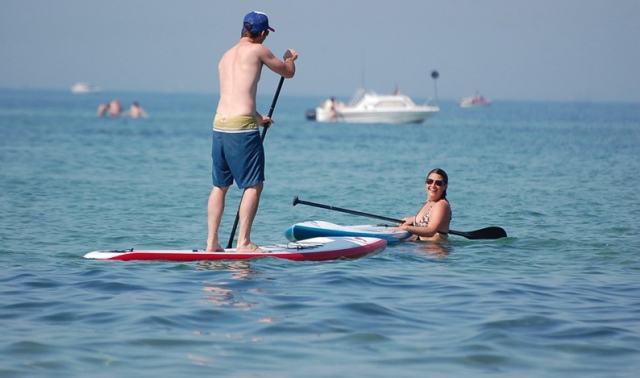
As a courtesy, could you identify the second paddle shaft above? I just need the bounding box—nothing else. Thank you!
[292,196,403,224]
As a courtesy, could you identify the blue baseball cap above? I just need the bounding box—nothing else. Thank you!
[243,11,275,33]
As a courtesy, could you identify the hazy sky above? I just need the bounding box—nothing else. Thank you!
[1,0,639,102]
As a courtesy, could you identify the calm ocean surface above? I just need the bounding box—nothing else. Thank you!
[1,88,639,377]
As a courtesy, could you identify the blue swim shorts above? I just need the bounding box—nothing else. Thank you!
[211,130,265,189]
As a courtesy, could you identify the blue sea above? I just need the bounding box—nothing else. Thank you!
[1,88,639,377]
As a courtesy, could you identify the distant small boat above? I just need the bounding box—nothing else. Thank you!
[71,82,101,94]
[313,89,439,124]
[458,93,491,107]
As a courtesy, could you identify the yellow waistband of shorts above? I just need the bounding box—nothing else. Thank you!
[213,114,259,132]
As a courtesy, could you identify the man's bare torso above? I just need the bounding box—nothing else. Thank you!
[216,39,264,117]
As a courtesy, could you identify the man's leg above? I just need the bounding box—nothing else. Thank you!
[206,185,229,252]
[236,182,264,252]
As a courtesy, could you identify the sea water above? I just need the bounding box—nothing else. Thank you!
[1,88,639,377]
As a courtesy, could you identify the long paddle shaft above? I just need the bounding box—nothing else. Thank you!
[292,196,507,240]
[225,77,286,249]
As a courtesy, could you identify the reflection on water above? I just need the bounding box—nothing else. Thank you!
[199,261,260,308]
[187,354,214,366]
[195,260,255,276]
[410,240,451,258]
[201,285,255,308]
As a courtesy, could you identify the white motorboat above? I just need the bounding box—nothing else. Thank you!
[314,89,439,124]
[458,93,492,107]
[71,82,101,94]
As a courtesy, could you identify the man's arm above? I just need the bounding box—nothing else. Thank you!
[260,47,297,78]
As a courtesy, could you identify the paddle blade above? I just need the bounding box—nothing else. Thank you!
[450,227,507,240]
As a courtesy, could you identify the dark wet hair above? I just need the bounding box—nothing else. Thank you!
[426,168,448,199]
[242,23,265,39]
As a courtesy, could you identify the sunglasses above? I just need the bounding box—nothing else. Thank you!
[426,178,444,187]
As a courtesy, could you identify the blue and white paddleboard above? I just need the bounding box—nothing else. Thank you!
[285,221,412,245]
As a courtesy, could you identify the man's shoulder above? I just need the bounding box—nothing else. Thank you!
[232,41,269,55]
[245,44,274,64]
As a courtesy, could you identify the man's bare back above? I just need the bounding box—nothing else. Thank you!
[216,36,297,120]
[217,40,264,117]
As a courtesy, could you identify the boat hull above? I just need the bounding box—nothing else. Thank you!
[316,108,438,124]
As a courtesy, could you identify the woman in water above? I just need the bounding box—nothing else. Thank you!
[393,168,451,241]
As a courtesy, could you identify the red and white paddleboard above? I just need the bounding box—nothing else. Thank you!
[83,236,386,262]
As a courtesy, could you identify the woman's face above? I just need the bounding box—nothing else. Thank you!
[425,173,447,200]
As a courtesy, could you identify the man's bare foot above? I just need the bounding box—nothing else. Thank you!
[206,243,225,252]
[236,243,267,253]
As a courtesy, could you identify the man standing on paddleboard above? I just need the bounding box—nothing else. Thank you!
[207,11,297,252]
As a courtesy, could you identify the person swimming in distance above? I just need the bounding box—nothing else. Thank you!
[108,99,122,117]
[126,101,148,118]
[97,102,110,117]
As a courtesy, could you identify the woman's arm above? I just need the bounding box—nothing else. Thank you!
[397,201,450,238]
